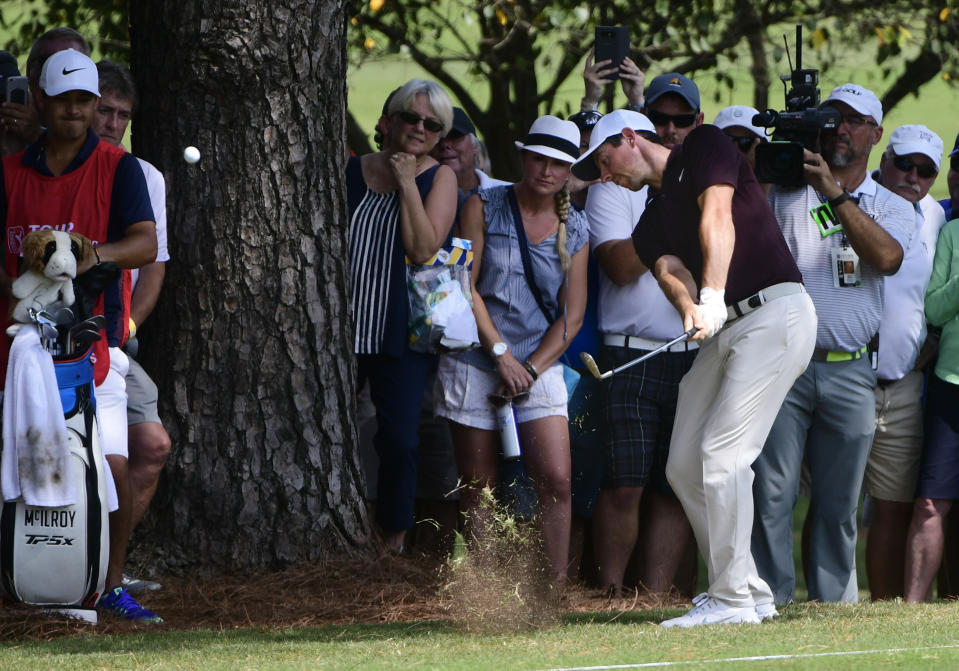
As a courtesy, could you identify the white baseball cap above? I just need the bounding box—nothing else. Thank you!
[514,115,581,164]
[887,124,944,170]
[713,105,765,139]
[39,48,99,97]
[572,109,656,182]
[823,83,882,125]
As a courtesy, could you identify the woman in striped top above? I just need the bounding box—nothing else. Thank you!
[346,79,458,552]
[434,116,590,583]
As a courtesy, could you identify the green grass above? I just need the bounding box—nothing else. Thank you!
[2,602,959,670]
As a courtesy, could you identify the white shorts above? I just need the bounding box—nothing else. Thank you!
[96,347,130,458]
[433,355,568,431]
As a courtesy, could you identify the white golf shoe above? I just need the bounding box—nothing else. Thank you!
[756,601,779,621]
[660,595,761,629]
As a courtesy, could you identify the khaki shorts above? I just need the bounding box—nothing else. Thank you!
[125,358,161,425]
[863,370,924,502]
[433,355,568,431]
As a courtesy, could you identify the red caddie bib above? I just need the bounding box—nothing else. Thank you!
[1,140,130,386]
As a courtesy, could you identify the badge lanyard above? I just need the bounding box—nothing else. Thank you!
[810,190,862,288]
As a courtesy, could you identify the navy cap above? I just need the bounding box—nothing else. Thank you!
[645,72,700,111]
[568,110,603,134]
[448,107,476,137]
[951,132,959,158]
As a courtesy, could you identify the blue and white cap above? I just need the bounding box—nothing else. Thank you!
[888,125,944,170]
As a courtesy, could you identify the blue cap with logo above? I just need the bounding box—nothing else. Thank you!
[645,73,700,111]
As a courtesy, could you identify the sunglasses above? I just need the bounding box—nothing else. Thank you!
[647,110,698,128]
[395,110,444,133]
[892,154,937,179]
[951,154,959,172]
[726,135,756,153]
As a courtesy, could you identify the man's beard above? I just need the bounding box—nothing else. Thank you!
[822,135,861,167]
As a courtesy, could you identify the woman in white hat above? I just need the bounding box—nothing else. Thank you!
[434,115,590,583]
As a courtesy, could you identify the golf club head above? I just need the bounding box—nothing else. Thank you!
[71,328,100,354]
[53,306,75,326]
[88,315,107,331]
[71,327,101,342]
[37,322,58,340]
[579,352,605,380]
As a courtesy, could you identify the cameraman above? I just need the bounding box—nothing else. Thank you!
[751,84,914,605]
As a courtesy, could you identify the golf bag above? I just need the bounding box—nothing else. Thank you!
[0,348,109,608]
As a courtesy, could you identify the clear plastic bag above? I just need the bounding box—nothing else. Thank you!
[406,237,479,353]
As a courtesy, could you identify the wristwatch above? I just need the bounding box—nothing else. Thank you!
[491,342,508,358]
[828,188,854,209]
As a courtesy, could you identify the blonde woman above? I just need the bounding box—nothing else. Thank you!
[435,116,589,582]
[346,79,458,552]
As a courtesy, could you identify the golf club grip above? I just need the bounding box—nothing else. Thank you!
[609,327,699,377]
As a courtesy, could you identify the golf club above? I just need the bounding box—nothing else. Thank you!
[70,328,100,354]
[580,327,700,380]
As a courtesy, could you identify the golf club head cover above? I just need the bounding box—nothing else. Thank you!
[71,261,120,322]
[698,287,727,338]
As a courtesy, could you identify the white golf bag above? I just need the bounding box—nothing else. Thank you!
[0,349,109,611]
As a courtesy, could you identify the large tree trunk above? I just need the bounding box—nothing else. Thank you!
[127,0,371,573]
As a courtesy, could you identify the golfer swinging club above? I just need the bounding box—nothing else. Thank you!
[572,111,817,627]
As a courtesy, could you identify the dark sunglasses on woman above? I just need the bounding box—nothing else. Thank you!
[395,110,444,133]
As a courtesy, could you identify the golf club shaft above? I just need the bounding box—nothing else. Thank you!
[608,327,699,377]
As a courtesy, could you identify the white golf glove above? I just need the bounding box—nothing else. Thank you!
[698,287,727,338]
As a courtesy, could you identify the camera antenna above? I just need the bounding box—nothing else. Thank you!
[794,24,802,70]
[785,33,794,72]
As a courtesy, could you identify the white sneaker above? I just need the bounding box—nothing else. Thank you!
[661,596,761,629]
[756,601,779,621]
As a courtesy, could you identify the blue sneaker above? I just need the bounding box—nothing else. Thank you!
[98,586,163,623]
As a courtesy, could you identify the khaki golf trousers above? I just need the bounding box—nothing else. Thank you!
[666,291,817,608]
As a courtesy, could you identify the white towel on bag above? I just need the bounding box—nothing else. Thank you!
[1,327,75,506]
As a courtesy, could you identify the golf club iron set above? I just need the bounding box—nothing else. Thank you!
[580,327,700,380]
[24,301,104,358]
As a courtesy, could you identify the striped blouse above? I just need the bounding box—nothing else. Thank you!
[457,185,589,371]
[346,156,438,356]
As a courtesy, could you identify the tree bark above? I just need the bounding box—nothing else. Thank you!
[127,0,371,574]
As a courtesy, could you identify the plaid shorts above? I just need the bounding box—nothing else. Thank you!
[600,345,696,490]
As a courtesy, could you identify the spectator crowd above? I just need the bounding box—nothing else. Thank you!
[347,48,959,628]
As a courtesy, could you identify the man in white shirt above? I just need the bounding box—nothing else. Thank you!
[584,110,699,596]
[865,125,946,599]
[92,59,172,597]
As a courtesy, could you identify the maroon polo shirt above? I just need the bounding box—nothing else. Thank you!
[632,124,802,304]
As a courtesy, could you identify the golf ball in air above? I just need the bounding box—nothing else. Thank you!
[183,146,201,164]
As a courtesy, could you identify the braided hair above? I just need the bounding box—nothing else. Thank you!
[554,185,571,272]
